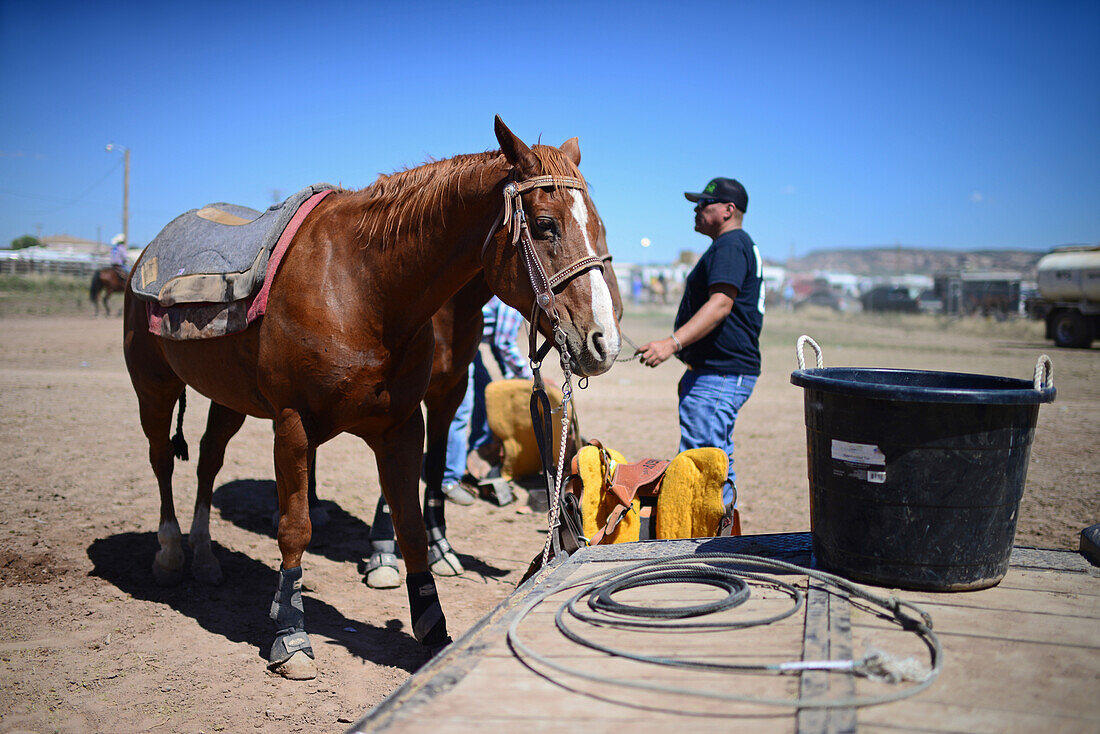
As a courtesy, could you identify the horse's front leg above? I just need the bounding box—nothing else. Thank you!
[372,412,452,654]
[268,408,316,680]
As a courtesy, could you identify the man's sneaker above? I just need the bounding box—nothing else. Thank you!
[442,482,476,506]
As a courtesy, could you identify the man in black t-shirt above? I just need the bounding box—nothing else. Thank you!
[636,177,763,508]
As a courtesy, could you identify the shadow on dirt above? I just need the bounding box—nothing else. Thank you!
[86,532,426,673]
[211,478,513,583]
[211,478,375,565]
[995,339,1099,353]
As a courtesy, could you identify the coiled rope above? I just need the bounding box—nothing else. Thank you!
[507,552,942,709]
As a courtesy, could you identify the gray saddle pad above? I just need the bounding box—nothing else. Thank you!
[132,183,334,306]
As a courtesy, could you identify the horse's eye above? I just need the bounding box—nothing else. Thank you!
[535,217,556,234]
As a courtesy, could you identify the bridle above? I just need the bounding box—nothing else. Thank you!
[481,173,606,566]
[482,174,604,350]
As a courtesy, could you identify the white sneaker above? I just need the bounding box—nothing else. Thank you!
[442,482,476,506]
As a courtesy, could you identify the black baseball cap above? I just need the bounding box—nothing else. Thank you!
[684,177,748,213]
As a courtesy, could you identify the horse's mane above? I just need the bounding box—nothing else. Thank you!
[343,145,585,246]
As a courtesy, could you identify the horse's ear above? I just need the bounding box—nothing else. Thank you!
[561,137,581,166]
[495,116,538,177]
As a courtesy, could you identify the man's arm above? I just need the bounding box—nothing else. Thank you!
[637,284,737,367]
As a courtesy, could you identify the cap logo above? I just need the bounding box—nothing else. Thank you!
[704,182,717,194]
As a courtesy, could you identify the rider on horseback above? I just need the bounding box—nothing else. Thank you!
[110,234,129,278]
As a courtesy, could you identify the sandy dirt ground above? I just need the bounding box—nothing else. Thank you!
[0,306,1096,733]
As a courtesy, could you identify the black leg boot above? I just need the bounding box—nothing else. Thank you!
[406,571,451,654]
[268,565,316,679]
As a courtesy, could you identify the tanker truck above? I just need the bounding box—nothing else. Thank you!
[1037,246,1100,348]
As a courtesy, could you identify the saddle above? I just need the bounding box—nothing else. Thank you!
[133,184,334,340]
[565,440,740,547]
[133,183,334,306]
[484,378,580,480]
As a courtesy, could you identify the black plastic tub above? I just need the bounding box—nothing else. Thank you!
[790,366,1055,591]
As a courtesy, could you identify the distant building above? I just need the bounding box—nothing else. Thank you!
[934,270,1027,316]
[40,234,108,257]
[1,234,138,276]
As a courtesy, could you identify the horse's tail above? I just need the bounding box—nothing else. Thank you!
[89,271,102,303]
[171,390,189,461]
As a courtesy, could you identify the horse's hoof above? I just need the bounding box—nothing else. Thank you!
[152,554,184,586]
[191,559,224,586]
[427,637,453,658]
[270,651,316,680]
[366,564,401,589]
[364,548,400,589]
[430,550,464,576]
[427,535,463,576]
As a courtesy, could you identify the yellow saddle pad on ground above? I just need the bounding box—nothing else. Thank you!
[485,379,572,480]
[574,445,728,543]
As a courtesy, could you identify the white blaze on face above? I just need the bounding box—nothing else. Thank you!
[568,190,620,351]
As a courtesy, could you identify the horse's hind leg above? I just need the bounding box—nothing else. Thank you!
[422,380,471,577]
[135,384,188,585]
[190,401,247,585]
[365,496,400,589]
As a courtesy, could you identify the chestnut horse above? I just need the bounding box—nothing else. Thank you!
[90,266,127,316]
[122,117,621,680]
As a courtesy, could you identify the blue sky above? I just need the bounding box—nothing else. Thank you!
[1,1,1097,264]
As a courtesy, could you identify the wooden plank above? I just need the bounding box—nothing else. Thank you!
[797,582,857,734]
[350,535,1100,734]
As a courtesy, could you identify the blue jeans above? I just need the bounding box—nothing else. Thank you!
[442,352,493,486]
[677,369,757,506]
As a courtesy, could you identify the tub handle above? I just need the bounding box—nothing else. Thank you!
[796,335,824,369]
[1033,354,1053,391]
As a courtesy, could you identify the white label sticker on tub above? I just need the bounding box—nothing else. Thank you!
[831,440,886,466]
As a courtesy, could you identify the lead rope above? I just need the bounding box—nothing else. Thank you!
[529,319,577,569]
[484,173,598,569]
[545,335,575,567]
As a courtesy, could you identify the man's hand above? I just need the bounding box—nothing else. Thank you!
[636,337,678,368]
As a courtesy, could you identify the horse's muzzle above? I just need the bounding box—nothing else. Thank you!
[564,324,620,377]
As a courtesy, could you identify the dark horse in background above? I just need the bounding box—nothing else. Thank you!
[123,117,621,680]
[90,266,127,316]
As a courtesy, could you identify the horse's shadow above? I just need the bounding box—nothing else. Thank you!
[211,478,512,581]
[212,479,373,565]
[86,532,426,672]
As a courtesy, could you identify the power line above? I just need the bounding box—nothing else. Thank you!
[0,158,123,215]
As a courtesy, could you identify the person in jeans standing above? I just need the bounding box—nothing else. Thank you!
[636,177,764,509]
[440,296,532,504]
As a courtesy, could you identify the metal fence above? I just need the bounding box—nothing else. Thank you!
[0,252,108,278]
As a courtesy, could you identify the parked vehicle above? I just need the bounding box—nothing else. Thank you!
[1036,246,1100,348]
[860,286,919,313]
[795,288,843,311]
[917,289,943,313]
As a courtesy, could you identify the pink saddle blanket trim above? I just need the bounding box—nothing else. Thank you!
[147,189,334,337]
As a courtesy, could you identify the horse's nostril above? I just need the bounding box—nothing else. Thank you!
[587,330,608,363]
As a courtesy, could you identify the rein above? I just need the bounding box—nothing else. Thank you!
[482,173,604,567]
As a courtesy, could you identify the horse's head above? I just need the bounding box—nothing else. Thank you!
[483,117,621,377]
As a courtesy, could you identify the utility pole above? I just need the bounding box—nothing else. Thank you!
[106,144,129,247]
[123,147,129,248]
